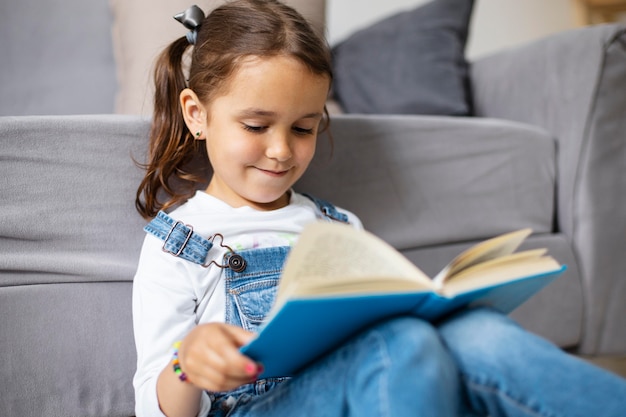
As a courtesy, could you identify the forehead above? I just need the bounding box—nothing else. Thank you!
[213,55,330,108]
[228,55,327,87]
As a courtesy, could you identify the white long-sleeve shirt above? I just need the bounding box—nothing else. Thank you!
[132,191,361,417]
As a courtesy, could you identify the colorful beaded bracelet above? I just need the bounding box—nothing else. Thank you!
[172,341,188,382]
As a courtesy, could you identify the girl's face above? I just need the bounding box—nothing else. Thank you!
[195,55,330,211]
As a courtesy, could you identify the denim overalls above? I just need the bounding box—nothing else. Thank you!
[145,194,350,415]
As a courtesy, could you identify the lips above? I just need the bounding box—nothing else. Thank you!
[256,167,291,177]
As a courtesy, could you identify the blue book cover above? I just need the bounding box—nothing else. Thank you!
[240,223,566,379]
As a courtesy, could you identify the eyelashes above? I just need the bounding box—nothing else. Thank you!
[242,124,266,133]
[293,127,314,135]
[242,124,314,136]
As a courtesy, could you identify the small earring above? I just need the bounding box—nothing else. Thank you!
[195,131,202,138]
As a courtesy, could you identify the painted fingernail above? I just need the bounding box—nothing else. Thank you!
[245,363,257,375]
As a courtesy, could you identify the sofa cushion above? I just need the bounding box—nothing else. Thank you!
[297,114,556,249]
[404,233,583,348]
[331,0,474,115]
[0,283,136,417]
[0,115,149,286]
[111,0,327,115]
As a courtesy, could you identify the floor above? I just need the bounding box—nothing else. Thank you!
[580,355,626,379]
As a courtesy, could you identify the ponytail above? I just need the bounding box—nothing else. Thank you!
[135,37,209,219]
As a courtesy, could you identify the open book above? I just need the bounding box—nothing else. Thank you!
[241,222,566,378]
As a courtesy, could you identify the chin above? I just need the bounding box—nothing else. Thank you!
[249,192,290,209]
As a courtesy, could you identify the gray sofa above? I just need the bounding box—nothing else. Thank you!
[2,1,626,416]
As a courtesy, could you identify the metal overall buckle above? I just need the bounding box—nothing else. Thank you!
[202,233,247,273]
[162,220,194,257]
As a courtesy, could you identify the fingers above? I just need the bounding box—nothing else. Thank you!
[223,324,257,347]
[177,323,263,392]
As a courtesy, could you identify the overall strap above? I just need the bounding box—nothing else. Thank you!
[144,211,213,266]
[301,193,350,223]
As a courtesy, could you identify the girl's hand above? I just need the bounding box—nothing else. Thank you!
[178,323,263,392]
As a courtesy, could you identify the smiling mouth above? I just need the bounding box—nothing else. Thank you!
[257,167,290,177]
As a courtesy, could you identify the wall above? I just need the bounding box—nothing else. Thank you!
[327,0,577,60]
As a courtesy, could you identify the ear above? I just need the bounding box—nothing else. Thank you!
[180,88,207,139]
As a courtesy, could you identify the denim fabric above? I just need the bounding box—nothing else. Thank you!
[221,316,460,417]
[209,308,626,417]
[144,211,214,265]
[438,308,626,417]
[301,193,350,223]
[209,246,292,415]
[208,377,288,417]
[223,246,290,332]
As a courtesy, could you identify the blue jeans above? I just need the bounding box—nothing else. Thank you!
[212,308,626,417]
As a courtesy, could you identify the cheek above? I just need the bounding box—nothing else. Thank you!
[207,135,260,165]
[297,138,317,164]
[231,140,265,163]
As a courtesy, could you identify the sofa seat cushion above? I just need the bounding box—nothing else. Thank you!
[298,114,557,250]
[0,282,135,417]
[403,233,583,349]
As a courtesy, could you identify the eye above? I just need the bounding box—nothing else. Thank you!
[292,126,314,136]
[242,124,267,133]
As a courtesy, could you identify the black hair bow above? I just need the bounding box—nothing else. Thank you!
[174,5,205,45]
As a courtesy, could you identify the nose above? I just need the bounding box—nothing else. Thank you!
[265,131,292,162]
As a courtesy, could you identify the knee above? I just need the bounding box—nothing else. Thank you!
[440,307,516,338]
[438,307,532,365]
[342,317,460,414]
[361,317,458,387]
[366,316,448,364]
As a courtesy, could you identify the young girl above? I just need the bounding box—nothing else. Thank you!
[132,2,626,417]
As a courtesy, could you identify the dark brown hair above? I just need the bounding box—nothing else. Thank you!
[135,0,333,219]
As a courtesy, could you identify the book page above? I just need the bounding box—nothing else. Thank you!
[432,228,533,287]
[276,222,433,306]
[445,248,548,279]
[442,252,561,296]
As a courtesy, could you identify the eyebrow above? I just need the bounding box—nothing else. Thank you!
[238,108,323,120]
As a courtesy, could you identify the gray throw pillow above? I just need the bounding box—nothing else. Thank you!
[332,0,474,115]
